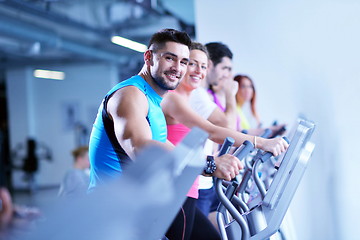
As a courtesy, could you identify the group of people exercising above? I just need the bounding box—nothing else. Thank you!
[88,28,288,240]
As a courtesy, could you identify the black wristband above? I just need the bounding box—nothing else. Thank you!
[203,155,217,175]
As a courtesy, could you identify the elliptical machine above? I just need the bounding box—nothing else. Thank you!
[215,118,316,240]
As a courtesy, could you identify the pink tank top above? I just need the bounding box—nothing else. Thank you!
[207,89,242,131]
[167,124,200,199]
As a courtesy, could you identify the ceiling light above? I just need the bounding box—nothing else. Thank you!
[111,36,147,53]
[34,69,65,80]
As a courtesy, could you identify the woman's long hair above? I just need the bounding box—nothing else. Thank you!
[233,74,261,125]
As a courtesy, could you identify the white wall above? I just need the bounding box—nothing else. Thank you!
[6,63,118,189]
[195,0,360,239]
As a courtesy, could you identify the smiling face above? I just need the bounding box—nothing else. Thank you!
[181,49,209,90]
[149,41,190,91]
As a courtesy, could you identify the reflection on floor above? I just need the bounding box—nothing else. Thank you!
[13,187,60,215]
[1,187,60,240]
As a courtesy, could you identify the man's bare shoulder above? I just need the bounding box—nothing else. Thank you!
[110,85,147,103]
[107,85,148,118]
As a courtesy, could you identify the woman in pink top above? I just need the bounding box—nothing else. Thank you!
[162,42,288,240]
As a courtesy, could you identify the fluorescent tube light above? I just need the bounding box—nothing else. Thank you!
[34,69,65,80]
[111,36,147,53]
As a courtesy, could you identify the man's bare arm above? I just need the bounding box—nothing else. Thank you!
[222,77,238,130]
[107,86,172,158]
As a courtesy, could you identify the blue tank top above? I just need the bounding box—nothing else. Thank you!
[88,75,167,190]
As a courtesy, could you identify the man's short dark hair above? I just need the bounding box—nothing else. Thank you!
[148,28,192,52]
[205,42,233,66]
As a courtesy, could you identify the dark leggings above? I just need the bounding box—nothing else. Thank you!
[165,197,221,240]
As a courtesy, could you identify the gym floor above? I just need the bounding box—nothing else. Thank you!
[0,187,59,240]
[12,187,59,216]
